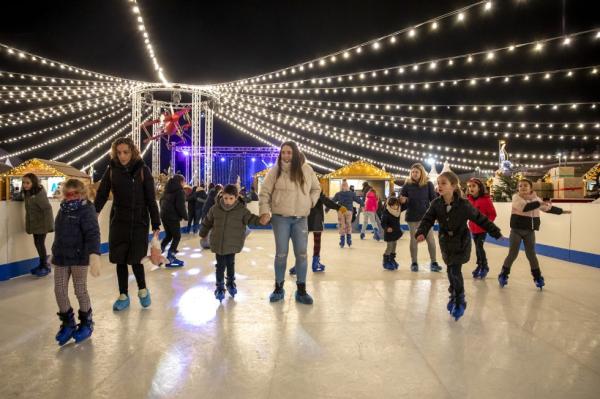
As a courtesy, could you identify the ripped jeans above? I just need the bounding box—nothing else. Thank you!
[271,215,308,284]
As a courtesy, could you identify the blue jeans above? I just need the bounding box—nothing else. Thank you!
[271,215,308,284]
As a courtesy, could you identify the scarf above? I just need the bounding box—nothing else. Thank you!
[386,204,401,218]
[220,198,236,211]
[60,199,86,213]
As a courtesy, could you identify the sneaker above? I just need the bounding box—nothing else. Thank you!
[534,276,545,290]
[410,262,419,272]
[478,267,489,279]
[360,233,365,240]
[430,262,442,272]
[113,294,130,311]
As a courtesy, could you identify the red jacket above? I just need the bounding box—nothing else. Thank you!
[467,194,497,234]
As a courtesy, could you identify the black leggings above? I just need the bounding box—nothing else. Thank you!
[447,264,464,297]
[472,233,488,268]
[162,220,182,253]
[33,234,48,265]
[116,264,146,296]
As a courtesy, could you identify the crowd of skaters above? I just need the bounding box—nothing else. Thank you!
[15,137,571,346]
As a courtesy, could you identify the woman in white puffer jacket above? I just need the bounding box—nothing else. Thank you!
[259,141,321,305]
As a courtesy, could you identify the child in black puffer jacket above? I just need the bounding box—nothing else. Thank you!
[52,179,100,346]
[380,197,406,270]
[416,172,502,321]
[160,174,188,267]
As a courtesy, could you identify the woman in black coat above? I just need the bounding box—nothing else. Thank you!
[95,137,160,311]
[185,186,197,234]
[160,174,188,266]
[290,192,343,274]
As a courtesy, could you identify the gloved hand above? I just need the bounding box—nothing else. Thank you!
[89,254,101,277]
[339,206,348,214]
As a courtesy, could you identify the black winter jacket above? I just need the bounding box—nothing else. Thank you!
[160,179,188,222]
[94,159,160,265]
[381,206,405,242]
[307,192,341,232]
[401,181,437,222]
[194,189,208,210]
[416,192,501,265]
[202,188,219,219]
[52,201,100,266]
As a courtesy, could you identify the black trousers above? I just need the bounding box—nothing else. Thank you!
[116,263,146,296]
[33,234,48,266]
[215,254,236,285]
[472,232,488,268]
[447,264,464,297]
[161,219,182,253]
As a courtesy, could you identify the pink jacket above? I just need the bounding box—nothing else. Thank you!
[365,190,378,212]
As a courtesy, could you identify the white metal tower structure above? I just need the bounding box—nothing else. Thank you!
[130,83,219,183]
[131,90,143,149]
[204,101,214,185]
[191,90,201,186]
[151,102,161,177]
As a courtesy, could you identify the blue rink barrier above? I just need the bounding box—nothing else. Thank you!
[2,224,598,280]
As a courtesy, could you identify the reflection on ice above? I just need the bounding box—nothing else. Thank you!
[177,286,220,326]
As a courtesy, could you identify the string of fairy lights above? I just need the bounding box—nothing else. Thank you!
[1,0,599,177]
[226,94,600,142]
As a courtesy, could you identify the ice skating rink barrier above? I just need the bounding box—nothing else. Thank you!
[0,200,598,280]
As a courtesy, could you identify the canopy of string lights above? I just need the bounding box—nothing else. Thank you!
[1,0,599,179]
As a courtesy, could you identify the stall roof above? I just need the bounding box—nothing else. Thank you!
[583,162,600,181]
[321,160,394,180]
[2,158,90,179]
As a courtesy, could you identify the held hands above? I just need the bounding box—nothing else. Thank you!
[416,234,425,242]
[89,254,101,277]
[259,213,271,225]
[386,227,393,233]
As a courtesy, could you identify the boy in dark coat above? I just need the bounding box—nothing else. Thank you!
[199,184,266,302]
[380,197,406,270]
[160,174,188,267]
[416,172,502,321]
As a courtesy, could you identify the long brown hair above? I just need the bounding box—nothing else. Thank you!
[22,173,42,195]
[276,141,306,192]
[110,137,141,162]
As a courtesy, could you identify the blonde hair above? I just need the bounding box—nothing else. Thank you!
[110,137,141,161]
[438,171,463,197]
[62,179,88,200]
[409,163,429,187]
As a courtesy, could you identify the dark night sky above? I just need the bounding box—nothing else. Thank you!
[1,0,599,174]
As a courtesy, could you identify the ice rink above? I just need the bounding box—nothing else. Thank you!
[1,230,599,399]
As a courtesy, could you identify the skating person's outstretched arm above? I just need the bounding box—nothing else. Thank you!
[466,202,502,239]
[320,193,342,212]
[243,209,265,226]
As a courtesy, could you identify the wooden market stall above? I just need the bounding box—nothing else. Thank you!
[1,158,91,200]
[319,160,395,198]
[583,162,600,198]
